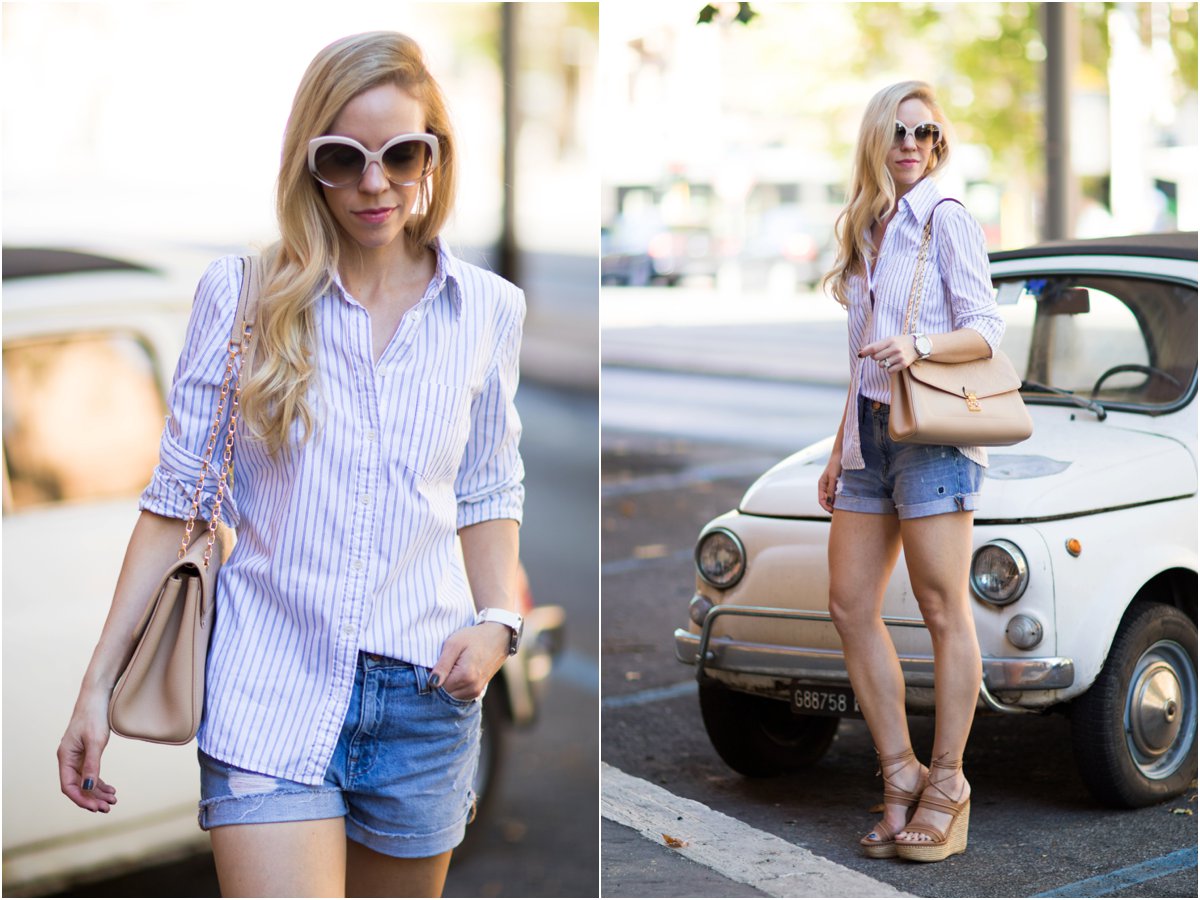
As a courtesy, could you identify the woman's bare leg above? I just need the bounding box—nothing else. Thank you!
[827,508,922,837]
[896,510,979,842]
[210,818,347,897]
[345,842,452,898]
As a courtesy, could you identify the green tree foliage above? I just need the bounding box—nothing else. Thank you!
[847,2,1046,174]
[698,3,758,26]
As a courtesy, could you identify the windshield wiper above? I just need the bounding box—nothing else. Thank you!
[1021,380,1107,421]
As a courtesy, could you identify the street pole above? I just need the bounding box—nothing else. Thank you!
[1043,1,1075,240]
[500,3,520,285]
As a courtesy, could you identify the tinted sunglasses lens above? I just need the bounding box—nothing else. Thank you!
[893,122,941,146]
[382,139,432,184]
[313,143,366,186]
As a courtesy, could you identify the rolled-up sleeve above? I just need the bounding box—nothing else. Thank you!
[139,256,242,526]
[455,288,525,528]
[937,204,1005,353]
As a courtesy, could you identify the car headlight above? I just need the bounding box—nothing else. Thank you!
[970,539,1029,606]
[695,528,745,589]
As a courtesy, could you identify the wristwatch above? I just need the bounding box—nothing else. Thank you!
[912,333,934,360]
[476,607,524,655]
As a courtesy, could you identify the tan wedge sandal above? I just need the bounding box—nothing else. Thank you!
[859,748,928,859]
[894,754,971,862]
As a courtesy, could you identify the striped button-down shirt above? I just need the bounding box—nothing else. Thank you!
[841,177,1005,470]
[139,239,524,783]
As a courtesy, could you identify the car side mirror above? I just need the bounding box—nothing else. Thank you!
[1039,286,1091,315]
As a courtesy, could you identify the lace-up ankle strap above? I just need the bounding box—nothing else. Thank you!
[875,747,916,776]
[926,754,967,802]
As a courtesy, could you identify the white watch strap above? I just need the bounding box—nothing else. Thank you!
[475,607,522,630]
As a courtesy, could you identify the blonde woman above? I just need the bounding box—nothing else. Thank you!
[58,32,525,897]
[819,81,1004,862]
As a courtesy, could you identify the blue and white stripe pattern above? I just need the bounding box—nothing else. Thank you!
[841,177,1005,470]
[140,238,524,783]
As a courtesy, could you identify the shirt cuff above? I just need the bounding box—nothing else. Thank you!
[138,433,241,526]
[958,318,1005,355]
[456,483,525,529]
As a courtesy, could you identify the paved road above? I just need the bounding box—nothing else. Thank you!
[599,289,1198,899]
[48,380,599,899]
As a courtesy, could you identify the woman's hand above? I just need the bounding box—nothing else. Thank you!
[57,689,118,812]
[430,622,511,701]
[818,454,842,514]
[859,334,919,373]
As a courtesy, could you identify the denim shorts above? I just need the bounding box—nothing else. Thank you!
[834,396,984,520]
[197,652,481,858]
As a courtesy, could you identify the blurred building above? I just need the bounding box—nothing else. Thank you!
[600,1,1197,293]
[1,2,596,260]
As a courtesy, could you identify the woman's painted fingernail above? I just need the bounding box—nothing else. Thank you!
[82,778,94,791]
[428,673,441,689]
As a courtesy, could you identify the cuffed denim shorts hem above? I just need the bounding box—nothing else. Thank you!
[345,808,471,860]
[197,652,480,858]
[834,396,984,520]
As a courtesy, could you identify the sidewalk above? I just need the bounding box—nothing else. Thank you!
[519,251,599,391]
[601,286,851,386]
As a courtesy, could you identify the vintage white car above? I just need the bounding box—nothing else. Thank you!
[2,246,563,893]
[675,232,1198,808]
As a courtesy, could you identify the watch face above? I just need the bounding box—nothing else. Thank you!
[915,334,933,357]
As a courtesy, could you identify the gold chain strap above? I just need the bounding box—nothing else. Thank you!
[178,259,256,566]
[203,321,252,568]
[902,216,936,337]
[179,340,240,563]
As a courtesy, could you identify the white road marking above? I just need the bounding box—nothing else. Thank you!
[602,762,914,899]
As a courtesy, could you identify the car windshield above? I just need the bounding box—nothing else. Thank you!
[993,273,1197,412]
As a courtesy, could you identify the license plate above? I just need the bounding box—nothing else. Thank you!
[789,683,861,717]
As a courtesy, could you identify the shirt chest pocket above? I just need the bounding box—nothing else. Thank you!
[397,382,473,483]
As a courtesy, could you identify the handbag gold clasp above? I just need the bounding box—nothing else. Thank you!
[963,390,981,412]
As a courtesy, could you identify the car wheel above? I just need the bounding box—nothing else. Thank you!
[1070,601,1197,808]
[698,681,839,777]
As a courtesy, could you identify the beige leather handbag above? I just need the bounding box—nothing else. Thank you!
[887,203,1032,447]
[108,256,259,744]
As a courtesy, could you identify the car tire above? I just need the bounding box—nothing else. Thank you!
[1070,601,1197,808]
[698,681,839,777]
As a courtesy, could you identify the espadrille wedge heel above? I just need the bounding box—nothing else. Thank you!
[894,754,970,862]
[859,748,929,859]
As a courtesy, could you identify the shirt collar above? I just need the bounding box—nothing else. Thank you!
[898,176,943,228]
[327,235,464,319]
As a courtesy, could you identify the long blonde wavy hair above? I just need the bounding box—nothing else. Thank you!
[823,81,951,308]
[241,32,457,455]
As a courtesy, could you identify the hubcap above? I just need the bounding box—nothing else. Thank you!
[1130,662,1182,755]
[1125,640,1197,780]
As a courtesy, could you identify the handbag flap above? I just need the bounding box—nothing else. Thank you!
[904,350,1022,399]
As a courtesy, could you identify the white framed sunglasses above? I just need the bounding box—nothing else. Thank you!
[893,120,942,147]
[307,133,439,188]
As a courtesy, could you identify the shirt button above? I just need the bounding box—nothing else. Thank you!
[360,494,372,506]
[366,430,377,442]
[343,624,356,636]
[351,559,363,571]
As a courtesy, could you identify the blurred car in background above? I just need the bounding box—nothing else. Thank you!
[601,225,654,287]
[676,232,1197,809]
[601,212,717,286]
[2,245,563,894]
[734,204,835,291]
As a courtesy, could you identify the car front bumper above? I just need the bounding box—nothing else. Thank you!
[673,604,1075,711]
